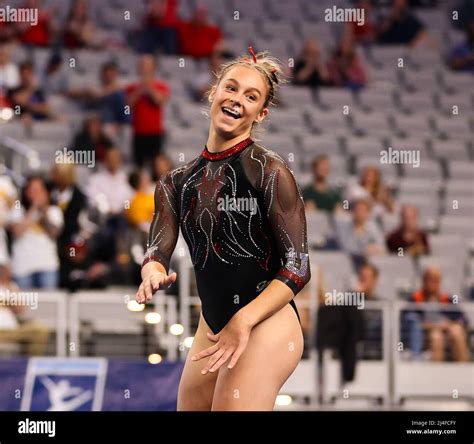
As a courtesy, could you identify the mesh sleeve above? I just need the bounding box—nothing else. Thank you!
[260,153,311,295]
[142,171,180,274]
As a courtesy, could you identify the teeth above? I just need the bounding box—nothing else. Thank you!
[222,107,240,118]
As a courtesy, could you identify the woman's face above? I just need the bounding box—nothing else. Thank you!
[209,65,269,140]
[26,178,49,207]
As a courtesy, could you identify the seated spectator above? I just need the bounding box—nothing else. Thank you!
[189,50,223,102]
[292,38,331,88]
[17,0,52,47]
[9,176,63,289]
[50,164,88,288]
[63,0,100,49]
[0,20,16,43]
[41,53,69,96]
[86,62,130,132]
[0,43,20,91]
[0,174,17,267]
[152,153,173,182]
[450,21,474,73]
[376,0,430,47]
[71,114,114,165]
[177,6,223,59]
[0,265,50,355]
[139,0,179,55]
[355,263,383,359]
[8,60,52,121]
[345,165,395,217]
[349,1,377,45]
[87,147,133,218]
[126,169,155,233]
[386,204,430,256]
[408,266,469,362]
[302,154,343,213]
[335,198,385,265]
[327,31,368,91]
[126,55,170,167]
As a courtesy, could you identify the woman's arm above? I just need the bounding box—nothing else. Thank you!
[135,171,180,304]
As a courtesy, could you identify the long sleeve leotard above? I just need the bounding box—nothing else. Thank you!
[142,137,311,333]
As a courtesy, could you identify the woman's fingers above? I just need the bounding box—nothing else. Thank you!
[136,284,145,304]
[191,343,219,362]
[227,343,246,369]
[208,349,233,373]
[201,348,226,374]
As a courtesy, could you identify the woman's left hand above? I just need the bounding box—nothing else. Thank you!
[191,311,253,374]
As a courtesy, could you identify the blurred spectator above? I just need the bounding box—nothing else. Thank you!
[0,21,16,44]
[189,50,223,102]
[139,0,179,55]
[292,39,331,88]
[349,1,376,45]
[71,114,114,165]
[126,55,169,167]
[86,147,133,217]
[377,0,429,47]
[41,53,69,95]
[355,263,383,360]
[152,153,173,182]
[335,198,386,264]
[302,154,343,213]
[0,43,20,91]
[126,169,155,233]
[50,164,88,288]
[327,31,368,91]
[63,0,99,49]
[9,176,63,289]
[345,165,395,216]
[8,60,52,121]
[450,21,474,73]
[17,0,52,47]
[386,204,430,256]
[0,174,17,267]
[316,270,365,383]
[177,6,223,59]
[408,266,469,362]
[0,265,50,355]
[92,61,129,128]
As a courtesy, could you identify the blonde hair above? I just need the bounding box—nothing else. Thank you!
[210,49,286,109]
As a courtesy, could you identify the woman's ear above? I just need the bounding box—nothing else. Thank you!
[255,107,269,124]
[208,85,217,103]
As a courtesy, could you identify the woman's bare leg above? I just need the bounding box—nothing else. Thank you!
[177,313,219,411]
[211,303,303,411]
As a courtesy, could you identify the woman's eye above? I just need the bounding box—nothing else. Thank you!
[248,95,256,101]
[226,85,235,91]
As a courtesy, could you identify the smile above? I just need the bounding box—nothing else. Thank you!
[221,106,241,119]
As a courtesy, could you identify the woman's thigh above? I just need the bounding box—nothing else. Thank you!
[176,313,219,411]
[212,303,304,411]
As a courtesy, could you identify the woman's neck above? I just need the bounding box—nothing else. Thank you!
[206,126,251,153]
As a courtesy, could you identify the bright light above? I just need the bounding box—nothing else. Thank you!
[183,336,194,348]
[0,107,14,121]
[127,300,144,312]
[145,312,161,324]
[148,353,162,364]
[169,323,184,335]
[275,395,292,406]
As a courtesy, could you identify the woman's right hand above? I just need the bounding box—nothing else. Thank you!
[135,271,177,304]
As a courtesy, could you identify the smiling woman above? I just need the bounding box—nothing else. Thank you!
[136,48,311,411]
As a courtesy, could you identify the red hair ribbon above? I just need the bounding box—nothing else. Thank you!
[248,46,257,63]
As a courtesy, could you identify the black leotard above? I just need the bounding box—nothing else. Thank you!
[142,137,311,333]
